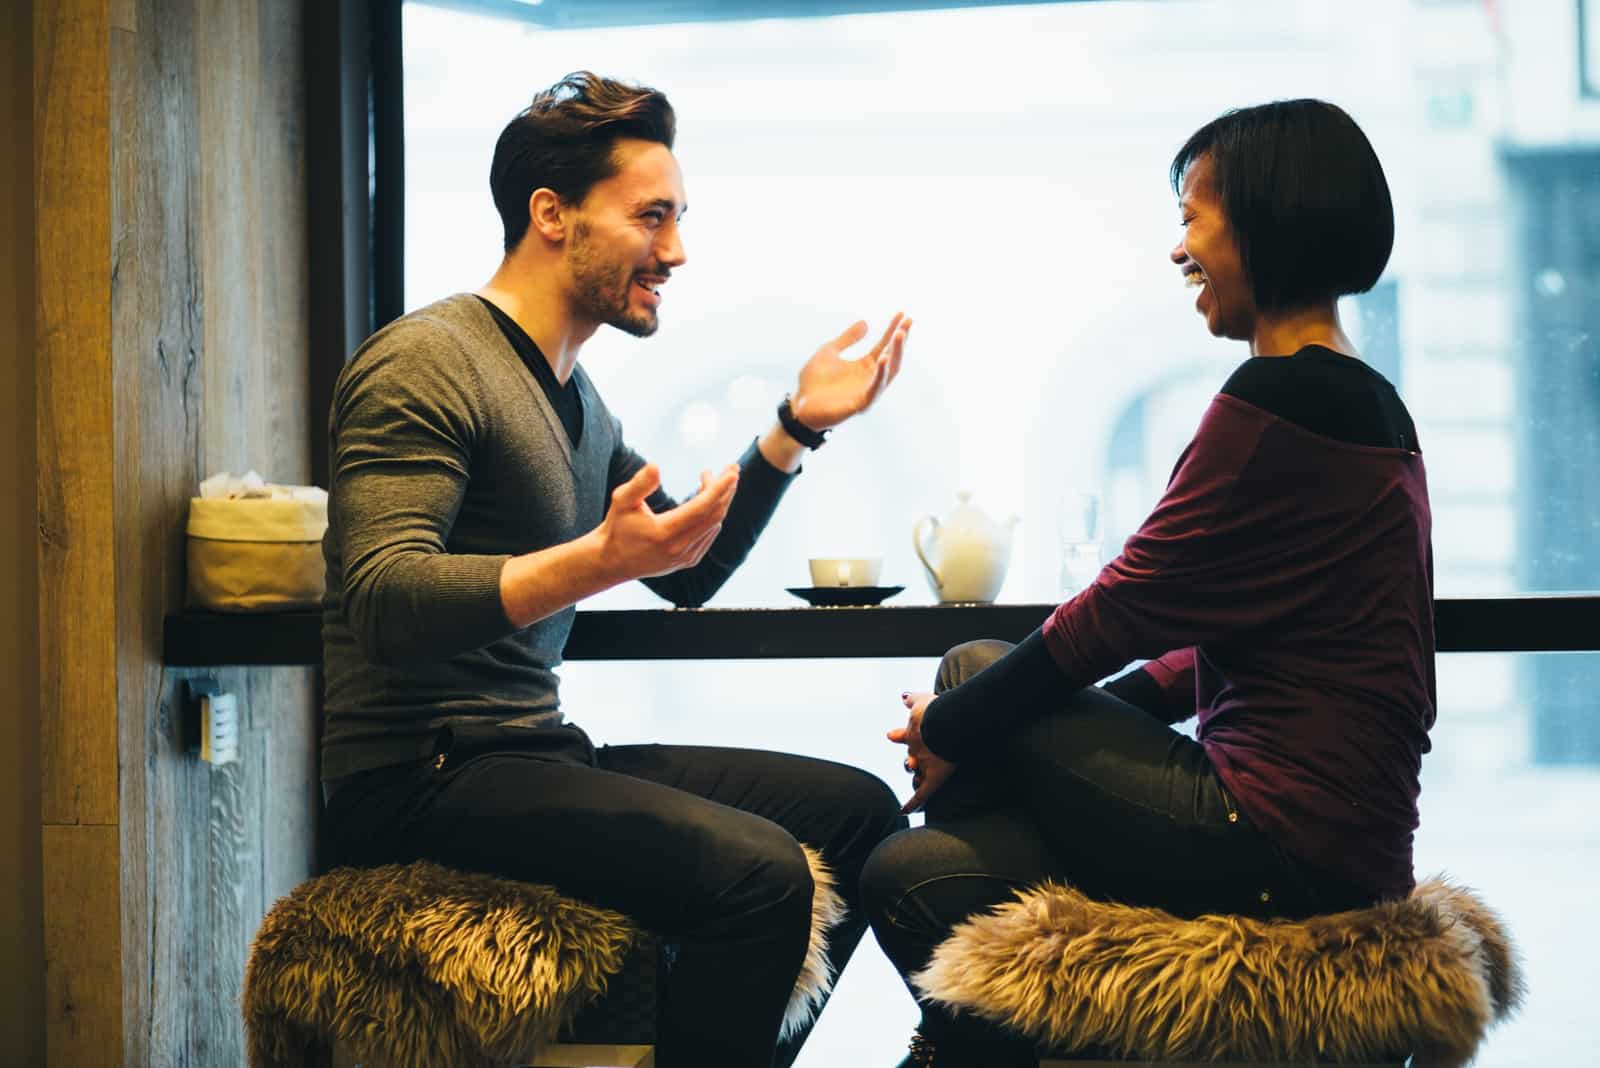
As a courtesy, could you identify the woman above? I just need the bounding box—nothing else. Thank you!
[865,99,1434,1068]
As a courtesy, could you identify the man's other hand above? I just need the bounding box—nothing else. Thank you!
[790,312,911,432]
[598,463,738,581]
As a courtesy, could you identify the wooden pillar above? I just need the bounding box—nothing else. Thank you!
[35,0,121,1060]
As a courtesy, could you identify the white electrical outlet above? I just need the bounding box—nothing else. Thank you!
[201,691,240,766]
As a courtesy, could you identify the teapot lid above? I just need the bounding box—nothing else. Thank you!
[949,490,988,526]
[950,491,1018,531]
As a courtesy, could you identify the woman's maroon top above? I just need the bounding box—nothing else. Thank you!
[925,347,1435,901]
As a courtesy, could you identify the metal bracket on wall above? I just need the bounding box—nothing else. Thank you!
[182,676,240,765]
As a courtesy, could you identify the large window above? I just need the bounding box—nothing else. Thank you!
[398,1,1600,1061]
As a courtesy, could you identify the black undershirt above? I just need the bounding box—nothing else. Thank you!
[477,296,584,448]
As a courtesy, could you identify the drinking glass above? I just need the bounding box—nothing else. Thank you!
[1058,490,1102,597]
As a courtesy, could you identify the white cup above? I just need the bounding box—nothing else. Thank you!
[808,557,883,588]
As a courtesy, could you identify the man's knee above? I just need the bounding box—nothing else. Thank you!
[847,768,909,840]
[935,638,1015,692]
[802,762,909,849]
[766,835,817,913]
[678,825,816,971]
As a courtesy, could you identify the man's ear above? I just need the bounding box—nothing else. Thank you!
[527,188,567,244]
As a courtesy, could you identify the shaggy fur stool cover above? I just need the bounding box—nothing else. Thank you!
[243,851,844,1068]
[914,877,1524,1067]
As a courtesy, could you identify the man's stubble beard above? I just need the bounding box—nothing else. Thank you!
[568,221,658,338]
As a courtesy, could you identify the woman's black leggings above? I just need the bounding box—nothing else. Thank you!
[860,641,1375,1061]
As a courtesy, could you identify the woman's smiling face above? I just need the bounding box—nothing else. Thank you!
[1170,153,1257,341]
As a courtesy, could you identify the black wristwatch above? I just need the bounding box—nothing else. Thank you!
[777,394,829,449]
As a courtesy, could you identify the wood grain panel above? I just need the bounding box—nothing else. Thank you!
[35,0,320,1060]
[111,0,205,1058]
[108,12,152,1047]
[142,671,206,1065]
[255,0,313,484]
[205,684,251,1062]
[199,0,266,479]
[36,0,117,831]
[108,0,320,1061]
[42,824,122,1065]
[246,0,319,913]
[255,666,319,910]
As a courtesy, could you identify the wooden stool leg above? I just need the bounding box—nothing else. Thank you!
[527,1043,655,1068]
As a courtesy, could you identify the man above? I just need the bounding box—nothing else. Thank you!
[318,72,911,1068]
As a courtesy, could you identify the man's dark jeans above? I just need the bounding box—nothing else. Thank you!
[861,641,1374,1061]
[323,730,906,1068]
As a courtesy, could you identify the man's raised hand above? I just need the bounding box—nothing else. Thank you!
[597,463,738,581]
[789,312,911,432]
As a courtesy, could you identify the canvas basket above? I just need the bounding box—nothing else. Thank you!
[186,496,327,612]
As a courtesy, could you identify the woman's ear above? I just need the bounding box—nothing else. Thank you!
[527,188,566,244]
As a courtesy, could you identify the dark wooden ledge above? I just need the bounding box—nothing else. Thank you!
[163,595,1600,667]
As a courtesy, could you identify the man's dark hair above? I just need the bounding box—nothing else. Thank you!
[1169,99,1394,313]
[490,71,676,252]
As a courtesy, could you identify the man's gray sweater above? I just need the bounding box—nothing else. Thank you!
[321,293,793,780]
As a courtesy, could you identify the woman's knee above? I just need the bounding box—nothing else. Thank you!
[862,815,1070,928]
[859,826,965,925]
[861,824,1047,978]
[859,828,923,923]
[936,639,1016,692]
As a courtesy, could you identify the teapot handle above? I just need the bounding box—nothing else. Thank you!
[912,515,942,592]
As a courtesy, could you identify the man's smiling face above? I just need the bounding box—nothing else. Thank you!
[564,138,688,337]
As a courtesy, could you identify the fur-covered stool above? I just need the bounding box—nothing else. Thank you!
[241,861,656,1067]
[243,852,843,1068]
[914,878,1525,1067]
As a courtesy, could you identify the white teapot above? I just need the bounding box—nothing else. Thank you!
[913,492,1019,604]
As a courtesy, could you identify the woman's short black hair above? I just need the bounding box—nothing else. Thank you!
[490,71,676,252]
[1170,99,1394,313]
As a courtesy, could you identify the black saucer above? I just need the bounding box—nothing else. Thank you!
[785,585,906,607]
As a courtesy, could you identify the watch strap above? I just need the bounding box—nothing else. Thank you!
[777,394,829,449]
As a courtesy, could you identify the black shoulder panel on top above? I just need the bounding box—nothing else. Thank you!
[1219,347,1419,451]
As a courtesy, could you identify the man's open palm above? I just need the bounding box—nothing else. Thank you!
[790,313,910,431]
[598,463,738,581]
